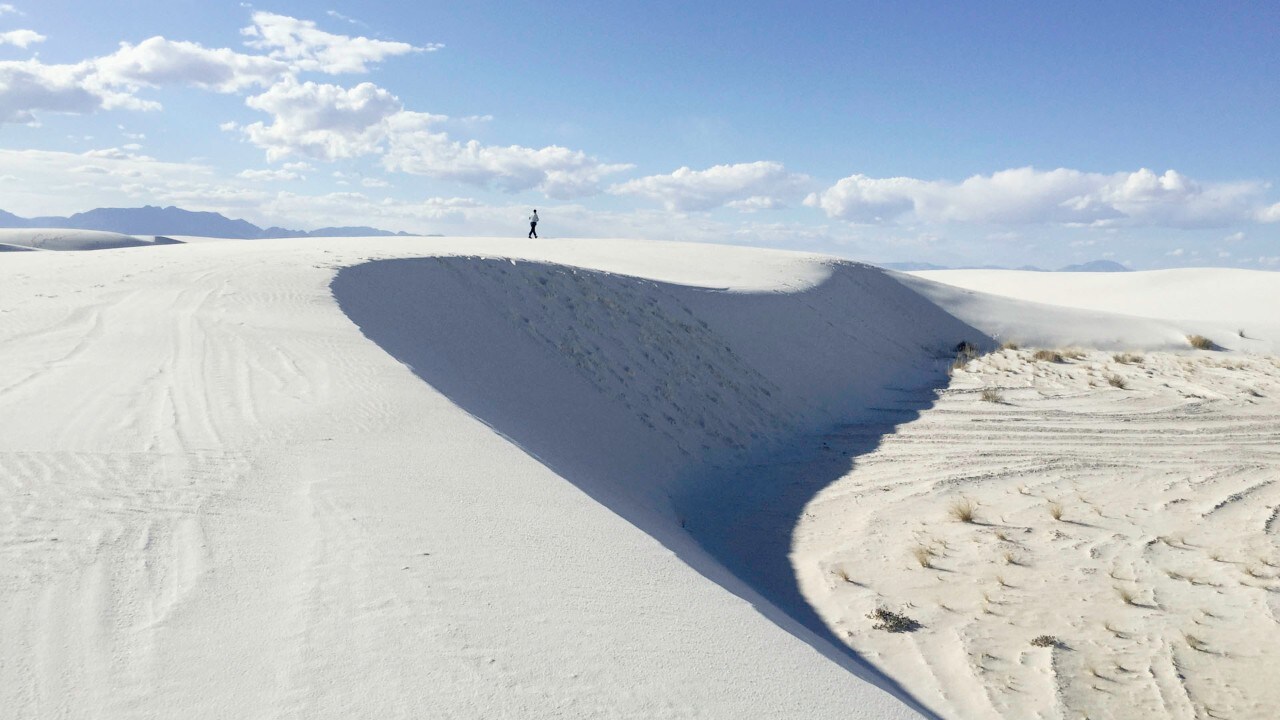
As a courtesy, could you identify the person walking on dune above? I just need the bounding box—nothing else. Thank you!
[528,209,539,238]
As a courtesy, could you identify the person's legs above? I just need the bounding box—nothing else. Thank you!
[529,222,538,238]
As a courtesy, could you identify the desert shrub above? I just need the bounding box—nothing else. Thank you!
[981,387,1004,403]
[1030,635,1060,648]
[1061,347,1087,360]
[949,497,978,523]
[868,607,921,633]
[1048,501,1065,521]
[1187,334,1214,350]
[1033,349,1064,363]
[912,544,937,568]
[1106,374,1128,389]
[1112,352,1143,364]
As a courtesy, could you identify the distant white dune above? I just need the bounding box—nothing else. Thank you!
[0,228,182,250]
[0,236,1275,719]
[911,267,1280,354]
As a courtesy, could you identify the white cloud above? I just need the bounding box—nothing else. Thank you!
[241,76,404,161]
[239,168,302,181]
[360,177,389,188]
[382,112,632,198]
[609,161,812,211]
[241,11,436,74]
[0,4,20,16]
[0,59,154,123]
[94,36,287,93]
[0,29,43,47]
[806,167,1277,229]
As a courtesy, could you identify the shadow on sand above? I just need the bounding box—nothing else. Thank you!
[333,256,991,718]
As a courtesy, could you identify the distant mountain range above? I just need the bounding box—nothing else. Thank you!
[0,206,413,239]
[883,259,1131,273]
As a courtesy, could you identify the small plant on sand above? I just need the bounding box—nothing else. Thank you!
[1030,635,1060,648]
[868,607,921,633]
[1187,334,1215,350]
[912,544,937,569]
[980,387,1004,403]
[1002,551,1022,566]
[1184,633,1210,652]
[1061,347,1087,360]
[833,566,856,584]
[1001,340,1020,350]
[1104,621,1130,639]
[1033,349,1064,363]
[1048,501,1065,521]
[949,497,979,523]
[1112,352,1144,364]
[1106,374,1128,389]
[1116,586,1142,606]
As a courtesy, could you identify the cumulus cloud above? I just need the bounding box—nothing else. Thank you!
[382,113,632,198]
[241,76,404,160]
[0,59,153,123]
[0,29,43,47]
[241,11,436,74]
[0,4,19,16]
[806,167,1278,228]
[94,37,287,92]
[609,161,812,211]
[0,11,426,124]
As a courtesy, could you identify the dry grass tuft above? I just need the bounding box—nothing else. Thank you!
[949,497,979,523]
[980,387,1005,403]
[1106,374,1128,389]
[1061,347,1087,360]
[1001,340,1020,350]
[1048,501,1065,521]
[1184,633,1210,652]
[1030,635,1060,648]
[1187,334,1215,350]
[912,544,937,569]
[1112,352,1144,364]
[1116,586,1142,606]
[1033,349,1064,363]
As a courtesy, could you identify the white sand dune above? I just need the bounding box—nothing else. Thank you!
[0,238,1273,719]
[0,228,182,251]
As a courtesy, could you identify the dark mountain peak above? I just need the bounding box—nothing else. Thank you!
[1058,260,1131,272]
[0,206,409,239]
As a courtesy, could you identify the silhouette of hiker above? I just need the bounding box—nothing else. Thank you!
[528,209,539,238]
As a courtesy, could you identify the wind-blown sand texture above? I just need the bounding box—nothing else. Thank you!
[1,237,1276,719]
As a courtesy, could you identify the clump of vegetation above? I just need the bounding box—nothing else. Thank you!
[1061,347,1087,360]
[949,497,978,523]
[1048,501,1065,521]
[868,607,921,633]
[1001,340,1020,350]
[1112,352,1143,364]
[1030,635,1061,648]
[980,387,1004,403]
[1116,586,1142,606]
[1106,374,1128,389]
[1187,334,1215,350]
[1033,349,1064,363]
[912,544,938,569]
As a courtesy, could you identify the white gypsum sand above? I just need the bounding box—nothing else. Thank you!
[793,347,1280,719]
[2,238,1274,719]
[0,236,938,720]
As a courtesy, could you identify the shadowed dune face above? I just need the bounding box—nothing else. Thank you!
[332,256,990,716]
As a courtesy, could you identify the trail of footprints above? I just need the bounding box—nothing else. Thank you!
[797,349,1280,720]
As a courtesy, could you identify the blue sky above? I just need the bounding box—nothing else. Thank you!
[2,1,1278,268]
